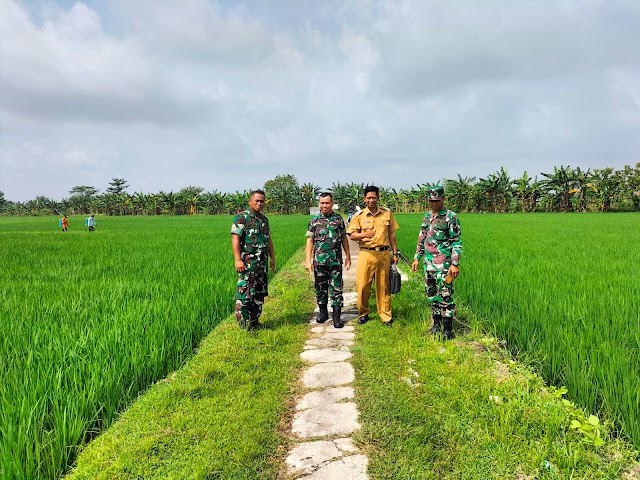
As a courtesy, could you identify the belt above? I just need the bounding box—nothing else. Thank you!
[360,246,391,251]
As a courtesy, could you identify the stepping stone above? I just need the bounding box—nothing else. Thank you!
[325,325,355,332]
[296,387,354,410]
[300,454,369,480]
[307,338,354,348]
[334,437,358,453]
[292,402,360,437]
[301,348,352,363]
[286,441,342,475]
[303,362,354,388]
[322,332,355,341]
[311,326,325,333]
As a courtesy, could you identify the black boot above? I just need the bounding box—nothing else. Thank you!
[442,316,455,340]
[248,320,265,331]
[332,307,344,329]
[427,315,442,335]
[317,305,329,323]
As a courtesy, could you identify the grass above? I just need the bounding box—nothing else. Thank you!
[0,214,308,479]
[392,212,640,450]
[65,248,314,479]
[352,270,639,479]
[4,212,640,478]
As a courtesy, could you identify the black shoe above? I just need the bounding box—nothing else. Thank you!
[358,314,369,325]
[427,315,442,335]
[442,317,455,340]
[332,307,344,329]
[383,319,393,327]
[248,321,266,331]
[442,329,455,340]
[317,305,329,323]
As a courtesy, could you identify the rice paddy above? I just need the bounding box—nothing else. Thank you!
[0,215,307,480]
[394,212,640,449]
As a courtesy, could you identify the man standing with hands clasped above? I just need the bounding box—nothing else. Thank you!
[347,185,399,326]
[411,185,462,340]
[305,192,351,329]
[231,190,276,332]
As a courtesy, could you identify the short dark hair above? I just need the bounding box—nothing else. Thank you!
[364,185,379,197]
[319,192,333,200]
[250,189,266,198]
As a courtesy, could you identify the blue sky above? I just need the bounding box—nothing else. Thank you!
[1,0,639,201]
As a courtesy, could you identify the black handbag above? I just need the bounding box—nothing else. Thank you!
[390,264,401,294]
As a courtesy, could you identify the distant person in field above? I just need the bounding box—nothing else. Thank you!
[60,215,69,232]
[231,190,276,331]
[86,214,96,232]
[305,192,351,329]
[411,185,462,340]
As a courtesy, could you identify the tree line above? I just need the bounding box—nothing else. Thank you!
[2,164,639,217]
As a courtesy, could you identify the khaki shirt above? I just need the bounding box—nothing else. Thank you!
[346,207,399,249]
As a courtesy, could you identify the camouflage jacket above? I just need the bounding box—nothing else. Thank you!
[414,209,462,266]
[231,209,271,271]
[306,212,346,267]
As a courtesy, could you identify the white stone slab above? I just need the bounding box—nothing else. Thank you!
[303,345,319,350]
[322,332,356,341]
[325,325,355,332]
[286,441,342,475]
[310,327,325,333]
[303,362,354,388]
[292,402,360,438]
[334,437,359,453]
[297,390,335,411]
[325,386,354,401]
[301,454,369,480]
[307,338,353,348]
[301,348,352,363]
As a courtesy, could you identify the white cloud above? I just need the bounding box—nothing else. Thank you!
[1,0,640,201]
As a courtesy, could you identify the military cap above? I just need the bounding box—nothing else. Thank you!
[428,185,445,200]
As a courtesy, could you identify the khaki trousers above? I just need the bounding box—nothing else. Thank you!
[356,249,392,322]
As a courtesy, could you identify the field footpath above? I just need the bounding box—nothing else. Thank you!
[283,240,408,479]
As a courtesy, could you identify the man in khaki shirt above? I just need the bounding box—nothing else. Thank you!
[346,185,399,325]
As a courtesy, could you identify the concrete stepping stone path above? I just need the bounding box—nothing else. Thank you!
[284,239,408,478]
[284,240,369,479]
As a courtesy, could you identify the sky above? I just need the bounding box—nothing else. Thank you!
[1,0,640,202]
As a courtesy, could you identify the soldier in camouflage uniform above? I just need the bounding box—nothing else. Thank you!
[305,192,351,328]
[411,185,462,339]
[231,190,276,331]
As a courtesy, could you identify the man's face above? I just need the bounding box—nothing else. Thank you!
[429,197,444,212]
[319,195,334,215]
[364,192,378,210]
[249,193,266,213]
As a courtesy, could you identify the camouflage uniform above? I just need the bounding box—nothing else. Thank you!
[231,209,271,329]
[414,201,462,320]
[306,212,346,308]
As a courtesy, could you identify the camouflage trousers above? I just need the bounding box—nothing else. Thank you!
[313,264,343,307]
[235,267,268,329]
[423,263,456,319]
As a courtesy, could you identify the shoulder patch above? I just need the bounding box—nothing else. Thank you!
[352,210,363,217]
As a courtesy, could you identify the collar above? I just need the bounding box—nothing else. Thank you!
[363,207,382,216]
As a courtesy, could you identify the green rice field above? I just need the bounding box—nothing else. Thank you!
[395,212,640,450]
[0,215,307,480]
[3,213,640,478]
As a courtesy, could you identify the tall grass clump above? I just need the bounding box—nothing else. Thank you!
[0,215,306,479]
[394,212,640,449]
